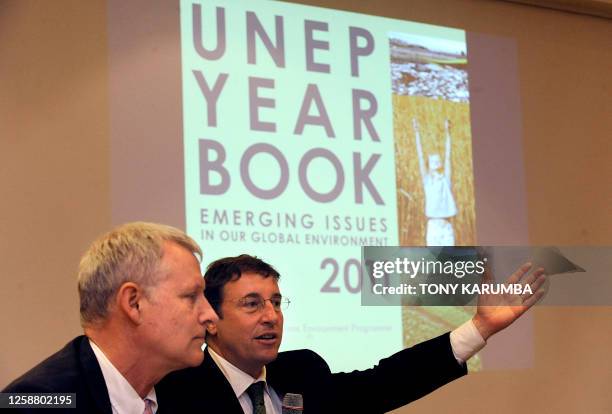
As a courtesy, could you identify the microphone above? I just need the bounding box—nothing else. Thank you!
[282,393,303,414]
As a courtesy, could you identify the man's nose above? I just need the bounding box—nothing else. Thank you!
[199,296,219,324]
[260,300,279,323]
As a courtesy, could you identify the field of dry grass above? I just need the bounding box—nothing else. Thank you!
[393,94,481,371]
[393,94,476,246]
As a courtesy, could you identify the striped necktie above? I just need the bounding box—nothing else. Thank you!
[246,381,266,414]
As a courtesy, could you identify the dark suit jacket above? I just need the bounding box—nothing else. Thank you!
[2,336,112,414]
[157,332,466,413]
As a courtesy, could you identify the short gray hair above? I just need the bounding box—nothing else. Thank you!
[77,222,202,326]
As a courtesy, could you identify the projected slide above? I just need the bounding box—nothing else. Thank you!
[179,0,475,371]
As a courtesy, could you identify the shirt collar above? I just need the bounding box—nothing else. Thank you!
[89,339,158,414]
[207,346,269,399]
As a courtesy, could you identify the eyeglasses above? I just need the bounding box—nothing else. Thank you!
[222,295,290,314]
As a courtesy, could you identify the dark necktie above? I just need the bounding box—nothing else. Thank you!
[246,381,266,414]
[143,398,154,414]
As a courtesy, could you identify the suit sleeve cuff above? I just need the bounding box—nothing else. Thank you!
[450,319,486,365]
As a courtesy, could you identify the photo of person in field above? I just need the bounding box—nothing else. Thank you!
[389,31,475,248]
[413,117,457,246]
[389,31,481,371]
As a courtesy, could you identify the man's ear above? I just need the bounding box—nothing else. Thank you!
[117,282,144,324]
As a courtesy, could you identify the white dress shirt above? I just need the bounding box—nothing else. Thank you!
[207,321,484,414]
[450,319,487,363]
[89,340,158,414]
[208,347,283,414]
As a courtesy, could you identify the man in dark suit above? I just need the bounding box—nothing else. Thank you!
[3,222,218,413]
[158,254,545,413]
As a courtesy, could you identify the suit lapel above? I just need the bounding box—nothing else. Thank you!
[201,348,246,414]
[268,350,333,414]
[77,336,113,414]
[268,353,305,413]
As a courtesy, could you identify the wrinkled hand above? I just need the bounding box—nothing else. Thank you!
[472,263,546,340]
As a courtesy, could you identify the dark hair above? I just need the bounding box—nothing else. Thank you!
[204,254,280,317]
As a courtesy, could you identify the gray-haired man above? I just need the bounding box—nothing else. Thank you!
[3,222,218,414]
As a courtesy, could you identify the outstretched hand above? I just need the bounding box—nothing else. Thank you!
[472,263,546,340]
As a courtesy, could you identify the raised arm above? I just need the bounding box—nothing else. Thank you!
[444,119,452,181]
[413,118,426,180]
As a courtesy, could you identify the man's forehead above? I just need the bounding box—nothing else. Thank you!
[191,275,205,288]
[226,272,279,293]
[165,272,204,291]
[158,256,203,289]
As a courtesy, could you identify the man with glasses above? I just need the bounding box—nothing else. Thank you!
[158,254,545,413]
[159,255,287,413]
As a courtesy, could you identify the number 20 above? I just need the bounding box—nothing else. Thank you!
[320,258,362,293]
